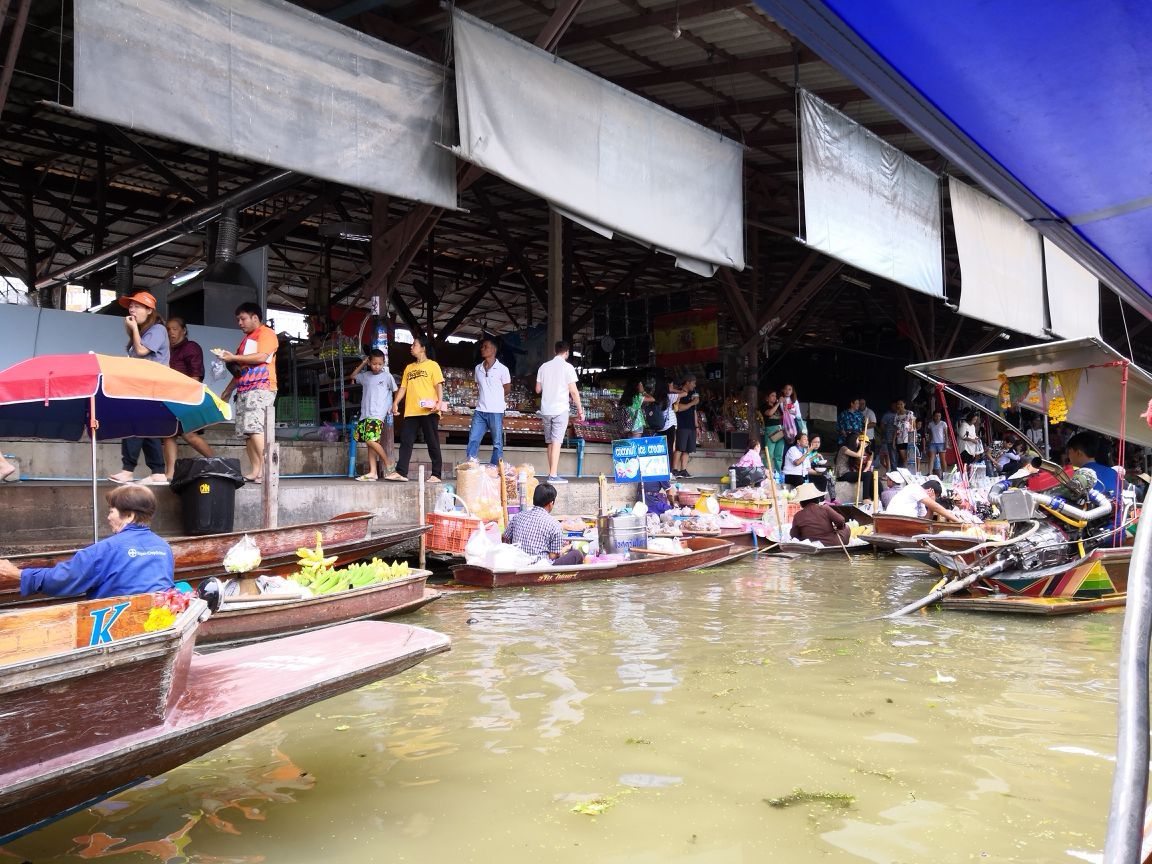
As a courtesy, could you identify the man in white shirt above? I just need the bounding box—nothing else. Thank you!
[535,340,585,484]
[859,398,877,441]
[885,479,963,521]
[467,337,512,466]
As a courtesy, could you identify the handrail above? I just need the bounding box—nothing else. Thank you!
[1103,500,1152,862]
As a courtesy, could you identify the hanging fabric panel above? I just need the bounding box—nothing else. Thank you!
[1044,237,1101,340]
[74,0,457,208]
[799,90,943,297]
[451,10,744,273]
[950,177,1047,338]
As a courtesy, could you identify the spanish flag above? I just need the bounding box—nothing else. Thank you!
[653,308,718,365]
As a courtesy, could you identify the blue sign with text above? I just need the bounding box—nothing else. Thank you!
[611,436,671,483]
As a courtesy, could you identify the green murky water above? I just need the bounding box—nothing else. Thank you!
[4,555,1125,863]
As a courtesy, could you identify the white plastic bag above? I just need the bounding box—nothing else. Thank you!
[464,525,502,565]
[489,544,538,570]
[223,534,263,573]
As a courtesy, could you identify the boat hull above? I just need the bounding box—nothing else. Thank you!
[776,541,870,556]
[0,620,450,841]
[451,537,734,588]
[197,573,439,646]
[940,547,1131,614]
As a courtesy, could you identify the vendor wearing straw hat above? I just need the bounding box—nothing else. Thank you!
[789,483,851,546]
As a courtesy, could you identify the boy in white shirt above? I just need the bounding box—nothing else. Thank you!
[349,348,396,481]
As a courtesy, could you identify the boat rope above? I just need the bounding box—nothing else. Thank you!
[935,382,969,497]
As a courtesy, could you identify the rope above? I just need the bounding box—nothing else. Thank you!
[936,383,969,498]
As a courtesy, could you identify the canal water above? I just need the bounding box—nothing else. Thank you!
[6,555,1124,863]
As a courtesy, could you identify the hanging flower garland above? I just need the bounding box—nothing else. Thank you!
[998,374,1012,409]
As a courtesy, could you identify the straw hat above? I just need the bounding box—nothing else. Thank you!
[1139,473,1151,485]
[117,291,158,310]
[794,482,825,503]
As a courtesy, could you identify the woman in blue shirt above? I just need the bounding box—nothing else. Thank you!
[0,485,175,599]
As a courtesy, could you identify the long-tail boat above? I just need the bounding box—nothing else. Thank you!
[889,338,1150,616]
[452,536,734,588]
[0,592,450,841]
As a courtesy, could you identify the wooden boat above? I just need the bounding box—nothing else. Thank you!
[451,536,734,588]
[681,524,758,547]
[0,594,450,841]
[197,572,440,647]
[862,514,951,551]
[2,512,376,579]
[0,521,430,609]
[776,539,872,556]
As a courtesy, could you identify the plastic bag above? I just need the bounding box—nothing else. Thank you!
[457,463,505,523]
[319,423,339,443]
[489,544,538,569]
[223,534,263,574]
[463,524,503,565]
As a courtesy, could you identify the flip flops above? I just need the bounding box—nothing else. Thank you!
[243,475,263,484]
[107,472,136,484]
[383,473,409,482]
[355,474,378,482]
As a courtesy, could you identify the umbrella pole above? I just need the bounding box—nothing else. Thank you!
[90,396,98,544]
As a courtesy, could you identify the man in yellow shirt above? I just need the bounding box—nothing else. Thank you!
[386,335,444,483]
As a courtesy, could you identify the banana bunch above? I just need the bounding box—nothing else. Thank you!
[294,557,414,595]
[293,531,339,589]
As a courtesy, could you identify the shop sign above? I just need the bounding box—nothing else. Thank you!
[611,436,670,483]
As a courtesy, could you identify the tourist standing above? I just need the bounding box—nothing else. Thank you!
[859,398,877,442]
[386,335,444,484]
[878,400,898,471]
[1025,415,1047,456]
[617,377,650,438]
[217,302,278,484]
[162,316,215,480]
[672,376,700,478]
[892,400,916,469]
[760,391,785,471]
[926,410,948,474]
[349,348,397,481]
[779,383,804,445]
[107,291,170,486]
[466,336,511,466]
[535,341,584,484]
[836,398,864,446]
[957,413,985,474]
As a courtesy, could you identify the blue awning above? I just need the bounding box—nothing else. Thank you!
[755,0,1152,318]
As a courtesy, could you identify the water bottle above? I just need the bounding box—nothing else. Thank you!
[517,471,528,509]
[729,468,738,491]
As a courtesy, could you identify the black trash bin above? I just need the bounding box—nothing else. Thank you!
[170,457,245,535]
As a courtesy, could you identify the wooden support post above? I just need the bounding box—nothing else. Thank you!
[262,403,280,529]
[548,210,563,350]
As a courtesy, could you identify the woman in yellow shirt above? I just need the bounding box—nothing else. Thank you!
[385,335,445,483]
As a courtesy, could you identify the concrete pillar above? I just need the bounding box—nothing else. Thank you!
[548,210,563,348]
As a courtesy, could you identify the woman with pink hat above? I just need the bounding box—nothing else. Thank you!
[107,291,171,485]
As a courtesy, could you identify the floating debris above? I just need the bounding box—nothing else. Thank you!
[764,788,855,809]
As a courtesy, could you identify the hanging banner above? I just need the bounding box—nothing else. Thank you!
[800,90,943,297]
[950,177,1047,337]
[653,308,719,365]
[451,10,745,274]
[1044,238,1101,340]
[612,436,671,483]
[75,0,457,208]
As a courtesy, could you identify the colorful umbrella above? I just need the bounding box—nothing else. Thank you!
[0,353,232,540]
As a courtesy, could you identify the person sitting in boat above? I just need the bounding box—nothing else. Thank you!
[1066,431,1120,497]
[884,479,964,523]
[502,482,585,565]
[642,480,676,515]
[880,469,910,509]
[0,485,175,599]
[789,483,851,546]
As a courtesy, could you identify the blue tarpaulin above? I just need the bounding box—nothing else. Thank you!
[756,0,1152,317]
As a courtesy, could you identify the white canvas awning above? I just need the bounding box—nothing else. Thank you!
[451,9,745,275]
[907,337,1152,447]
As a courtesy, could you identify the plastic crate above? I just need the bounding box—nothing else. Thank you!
[426,512,483,554]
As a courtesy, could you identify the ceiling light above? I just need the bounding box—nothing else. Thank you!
[318,222,372,242]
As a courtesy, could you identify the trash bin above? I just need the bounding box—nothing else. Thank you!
[170,457,245,536]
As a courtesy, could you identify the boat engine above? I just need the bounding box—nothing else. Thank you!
[998,521,1071,571]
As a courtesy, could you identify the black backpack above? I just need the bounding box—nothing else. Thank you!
[643,399,667,432]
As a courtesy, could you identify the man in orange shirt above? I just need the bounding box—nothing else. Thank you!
[219,303,278,483]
